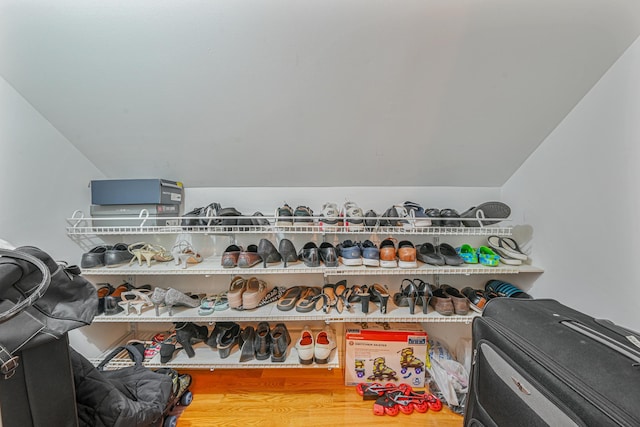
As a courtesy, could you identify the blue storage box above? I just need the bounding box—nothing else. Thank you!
[90,179,183,205]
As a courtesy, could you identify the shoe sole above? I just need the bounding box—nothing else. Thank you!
[363,258,380,267]
[380,260,398,268]
[398,260,418,268]
[341,257,363,266]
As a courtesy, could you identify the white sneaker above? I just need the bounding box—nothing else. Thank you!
[343,201,364,230]
[295,325,315,365]
[319,202,343,228]
[314,326,336,364]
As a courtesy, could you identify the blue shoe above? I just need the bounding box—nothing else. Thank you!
[338,240,362,266]
[361,240,380,267]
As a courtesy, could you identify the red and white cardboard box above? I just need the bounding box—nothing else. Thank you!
[344,323,428,388]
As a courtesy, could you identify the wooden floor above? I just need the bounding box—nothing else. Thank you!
[176,368,463,427]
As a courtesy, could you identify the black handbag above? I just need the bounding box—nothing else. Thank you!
[0,246,98,379]
[72,345,173,427]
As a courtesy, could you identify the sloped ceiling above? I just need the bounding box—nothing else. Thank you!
[1,0,640,188]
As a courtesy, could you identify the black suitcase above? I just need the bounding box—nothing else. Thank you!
[464,298,640,427]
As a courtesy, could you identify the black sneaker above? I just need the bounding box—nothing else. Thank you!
[276,203,294,226]
[294,206,314,223]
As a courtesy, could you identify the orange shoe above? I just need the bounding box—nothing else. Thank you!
[397,240,417,268]
[379,238,398,268]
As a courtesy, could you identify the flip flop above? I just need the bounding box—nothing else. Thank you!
[276,286,302,311]
[460,201,511,227]
[487,235,528,261]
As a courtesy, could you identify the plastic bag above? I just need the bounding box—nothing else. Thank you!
[426,338,469,414]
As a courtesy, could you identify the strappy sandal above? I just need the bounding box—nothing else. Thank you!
[172,240,204,269]
[276,286,302,311]
[295,287,320,313]
[118,289,153,315]
[370,283,390,314]
[393,279,419,315]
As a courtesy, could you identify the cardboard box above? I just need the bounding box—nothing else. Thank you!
[345,323,428,388]
[90,179,183,205]
[90,204,181,227]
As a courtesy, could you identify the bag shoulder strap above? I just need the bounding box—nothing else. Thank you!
[97,344,144,370]
[0,248,51,322]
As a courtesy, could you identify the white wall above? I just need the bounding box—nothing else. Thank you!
[502,37,640,331]
[0,76,104,261]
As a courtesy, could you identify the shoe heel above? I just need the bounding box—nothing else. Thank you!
[379,295,389,314]
[407,296,415,315]
[361,294,370,314]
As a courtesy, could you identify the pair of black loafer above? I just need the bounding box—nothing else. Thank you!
[298,242,338,267]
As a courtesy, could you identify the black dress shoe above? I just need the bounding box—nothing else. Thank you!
[298,242,320,267]
[81,245,112,268]
[104,243,134,267]
[254,321,271,360]
[257,238,282,268]
[239,326,256,362]
[319,242,339,267]
[206,321,237,349]
[217,322,241,359]
[278,239,298,268]
[269,323,291,363]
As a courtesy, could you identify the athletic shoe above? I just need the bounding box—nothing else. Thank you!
[364,209,379,229]
[337,240,363,266]
[379,238,398,268]
[319,202,343,228]
[397,240,417,268]
[293,205,314,224]
[402,201,432,227]
[275,203,294,226]
[361,240,380,267]
[343,201,364,230]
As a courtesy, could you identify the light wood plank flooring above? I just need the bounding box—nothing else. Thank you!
[176,368,463,427]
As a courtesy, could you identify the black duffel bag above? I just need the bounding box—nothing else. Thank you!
[0,246,98,379]
[72,345,173,427]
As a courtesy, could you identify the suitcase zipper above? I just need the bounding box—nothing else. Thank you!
[484,318,638,427]
[561,320,640,365]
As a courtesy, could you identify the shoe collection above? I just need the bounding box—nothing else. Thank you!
[151,321,336,365]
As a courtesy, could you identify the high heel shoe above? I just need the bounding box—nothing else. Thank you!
[414,279,433,314]
[227,276,247,309]
[278,238,298,267]
[257,238,281,268]
[159,333,182,363]
[392,279,418,315]
[127,242,160,268]
[370,283,390,314]
[118,289,153,315]
[172,241,203,269]
[151,287,167,316]
[174,322,209,358]
[165,287,201,316]
[356,285,371,314]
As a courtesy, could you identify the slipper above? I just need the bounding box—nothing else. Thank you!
[460,202,511,227]
[456,244,478,264]
[476,246,500,266]
[487,236,528,261]
[276,286,302,311]
[198,296,216,315]
[437,243,464,266]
